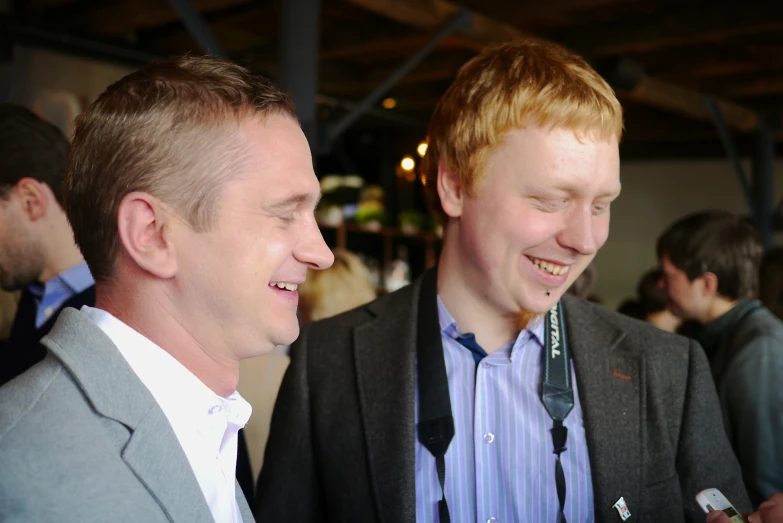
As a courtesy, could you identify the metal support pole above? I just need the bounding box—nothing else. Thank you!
[704,96,754,212]
[326,8,472,147]
[280,0,321,152]
[166,0,227,57]
[752,115,778,248]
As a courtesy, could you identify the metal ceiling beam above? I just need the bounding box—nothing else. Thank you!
[279,0,321,152]
[166,0,227,57]
[704,97,753,212]
[326,8,471,148]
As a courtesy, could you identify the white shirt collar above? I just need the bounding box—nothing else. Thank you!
[80,306,251,522]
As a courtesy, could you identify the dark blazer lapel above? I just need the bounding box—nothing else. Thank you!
[42,309,214,523]
[563,297,643,522]
[352,279,421,523]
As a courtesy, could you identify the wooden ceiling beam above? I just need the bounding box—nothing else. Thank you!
[345,0,777,138]
[550,4,783,57]
[344,0,527,45]
[321,34,481,60]
[67,0,248,36]
[720,76,783,99]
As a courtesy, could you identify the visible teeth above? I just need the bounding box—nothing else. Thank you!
[271,282,298,291]
[529,257,568,276]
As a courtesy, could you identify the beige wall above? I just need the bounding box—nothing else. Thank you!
[7,45,133,138]
[594,158,783,310]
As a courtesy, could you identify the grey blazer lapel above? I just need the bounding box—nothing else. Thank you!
[562,297,643,522]
[353,279,421,523]
[42,309,214,523]
[235,480,255,522]
[122,408,215,523]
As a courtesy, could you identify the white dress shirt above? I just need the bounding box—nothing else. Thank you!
[81,306,252,523]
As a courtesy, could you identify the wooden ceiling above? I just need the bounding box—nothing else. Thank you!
[5,0,783,159]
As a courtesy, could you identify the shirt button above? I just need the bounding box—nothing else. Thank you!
[487,518,498,523]
[483,432,495,444]
[43,306,55,318]
[208,405,223,414]
[482,362,491,369]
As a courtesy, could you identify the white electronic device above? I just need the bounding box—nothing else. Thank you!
[695,488,746,523]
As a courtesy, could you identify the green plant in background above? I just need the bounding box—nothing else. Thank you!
[355,185,386,229]
[399,210,426,234]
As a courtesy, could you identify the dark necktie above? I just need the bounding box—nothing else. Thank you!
[455,332,488,366]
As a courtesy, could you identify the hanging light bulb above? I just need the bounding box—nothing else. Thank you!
[400,155,415,172]
[417,141,428,157]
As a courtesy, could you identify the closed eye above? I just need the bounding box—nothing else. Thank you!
[534,198,566,212]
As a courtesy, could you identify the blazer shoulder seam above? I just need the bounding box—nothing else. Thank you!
[0,360,63,441]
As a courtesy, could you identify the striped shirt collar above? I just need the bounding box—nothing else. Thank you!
[436,295,545,356]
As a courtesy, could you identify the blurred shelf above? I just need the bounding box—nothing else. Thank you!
[319,222,438,242]
[319,222,439,272]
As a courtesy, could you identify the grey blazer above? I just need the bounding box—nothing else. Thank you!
[256,271,750,522]
[0,308,254,523]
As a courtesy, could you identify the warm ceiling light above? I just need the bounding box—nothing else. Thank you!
[400,155,415,172]
[417,141,428,157]
[382,97,397,109]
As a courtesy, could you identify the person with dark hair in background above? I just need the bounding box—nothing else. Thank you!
[0,104,95,387]
[759,246,783,321]
[637,268,681,333]
[658,210,783,508]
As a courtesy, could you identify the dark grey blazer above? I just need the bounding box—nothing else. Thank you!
[0,309,254,523]
[256,273,750,522]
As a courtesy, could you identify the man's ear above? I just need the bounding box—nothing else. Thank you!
[15,178,49,221]
[116,192,178,279]
[700,271,720,298]
[436,161,464,219]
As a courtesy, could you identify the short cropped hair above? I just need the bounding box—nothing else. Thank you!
[298,249,377,323]
[0,104,70,204]
[422,38,624,223]
[656,211,763,300]
[64,55,297,283]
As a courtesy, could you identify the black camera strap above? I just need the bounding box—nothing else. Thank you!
[417,270,574,523]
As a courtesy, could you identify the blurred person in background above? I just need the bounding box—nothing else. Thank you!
[298,248,377,324]
[759,246,783,321]
[239,248,376,484]
[0,104,95,387]
[0,290,20,340]
[638,268,681,332]
[658,210,783,507]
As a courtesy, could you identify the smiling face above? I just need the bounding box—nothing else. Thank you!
[442,125,621,317]
[168,113,334,359]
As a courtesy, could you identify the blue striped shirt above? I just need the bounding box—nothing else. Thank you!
[414,297,594,523]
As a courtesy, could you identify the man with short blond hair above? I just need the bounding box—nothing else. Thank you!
[0,56,333,522]
[257,39,749,522]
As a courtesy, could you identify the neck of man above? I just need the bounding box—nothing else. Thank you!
[437,238,540,354]
[647,309,680,333]
[39,219,87,283]
[96,278,240,397]
[702,296,739,324]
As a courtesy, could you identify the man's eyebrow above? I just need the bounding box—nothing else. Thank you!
[268,191,323,210]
